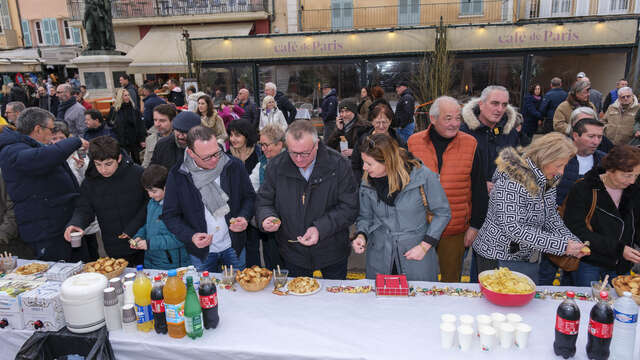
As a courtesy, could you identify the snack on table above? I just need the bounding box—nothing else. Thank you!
[236,265,272,291]
[287,277,320,294]
[479,267,534,294]
[84,257,128,276]
[14,262,49,275]
[613,275,640,296]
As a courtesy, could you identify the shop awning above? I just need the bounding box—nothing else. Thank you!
[0,48,41,73]
[127,22,254,74]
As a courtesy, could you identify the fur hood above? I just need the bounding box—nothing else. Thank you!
[609,95,639,111]
[495,147,559,197]
[461,97,517,134]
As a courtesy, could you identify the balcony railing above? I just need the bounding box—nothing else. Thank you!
[522,0,639,19]
[67,0,268,21]
[301,1,511,31]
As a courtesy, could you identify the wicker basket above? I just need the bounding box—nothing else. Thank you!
[612,275,640,305]
[83,260,128,280]
[236,270,272,292]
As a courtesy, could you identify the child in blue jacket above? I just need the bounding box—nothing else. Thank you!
[132,165,190,269]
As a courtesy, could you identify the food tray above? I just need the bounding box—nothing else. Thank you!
[83,260,127,280]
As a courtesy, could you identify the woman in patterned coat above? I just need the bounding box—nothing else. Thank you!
[473,133,587,284]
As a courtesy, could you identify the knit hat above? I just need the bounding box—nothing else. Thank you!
[173,111,201,132]
[338,99,358,116]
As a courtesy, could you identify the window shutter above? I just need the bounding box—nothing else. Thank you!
[72,27,81,44]
[21,20,32,47]
[42,19,52,45]
[48,18,60,45]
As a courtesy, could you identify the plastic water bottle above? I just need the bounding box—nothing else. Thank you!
[187,266,199,290]
[610,291,638,360]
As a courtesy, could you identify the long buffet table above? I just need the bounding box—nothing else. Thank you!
[2,269,640,360]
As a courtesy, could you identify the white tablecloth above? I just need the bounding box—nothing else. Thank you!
[2,278,640,360]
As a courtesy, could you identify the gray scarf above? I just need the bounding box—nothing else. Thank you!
[181,151,230,217]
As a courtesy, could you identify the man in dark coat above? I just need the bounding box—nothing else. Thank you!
[0,108,89,260]
[83,109,117,141]
[161,125,255,271]
[393,80,416,143]
[326,98,371,158]
[264,82,297,125]
[65,136,147,265]
[167,79,185,107]
[119,74,139,110]
[236,88,259,129]
[257,120,359,279]
[150,111,201,171]
[141,82,166,129]
[7,84,28,108]
[540,77,568,133]
[319,84,338,143]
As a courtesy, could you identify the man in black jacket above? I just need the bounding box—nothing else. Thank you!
[150,111,200,171]
[540,77,568,133]
[236,88,259,129]
[64,136,147,265]
[319,83,338,143]
[257,120,358,279]
[167,79,185,107]
[393,80,416,143]
[141,82,166,129]
[265,82,297,125]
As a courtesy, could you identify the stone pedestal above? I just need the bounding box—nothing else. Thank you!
[70,55,133,99]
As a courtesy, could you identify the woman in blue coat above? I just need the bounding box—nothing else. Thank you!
[522,83,543,138]
[132,165,190,269]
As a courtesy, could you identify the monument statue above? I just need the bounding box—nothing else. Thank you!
[83,0,116,52]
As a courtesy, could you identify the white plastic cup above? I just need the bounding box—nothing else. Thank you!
[459,314,475,334]
[476,314,492,336]
[441,313,457,325]
[70,231,83,248]
[457,325,474,351]
[515,323,532,349]
[491,312,506,337]
[479,325,497,351]
[507,313,523,326]
[440,322,457,349]
[499,323,515,349]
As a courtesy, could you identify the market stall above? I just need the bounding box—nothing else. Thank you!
[1,260,639,360]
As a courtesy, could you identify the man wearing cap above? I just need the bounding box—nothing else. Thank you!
[326,99,371,160]
[320,83,338,142]
[577,73,603,114]
[150,111,201,170]
[393,81,416,143]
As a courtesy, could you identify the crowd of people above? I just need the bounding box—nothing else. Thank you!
[1,71,639,287]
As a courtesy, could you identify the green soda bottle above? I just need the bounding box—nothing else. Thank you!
[184,276,204,339]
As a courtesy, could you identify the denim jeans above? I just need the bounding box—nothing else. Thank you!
[570,261,619,287]
[189,247,244,273]
[396,121,415,144]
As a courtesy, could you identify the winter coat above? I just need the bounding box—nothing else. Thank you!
[134,199,190,270]
[358,98,373,121]
[357,165,451,281]
[553,96,596,134]
[259,108,288,132]
[631,112,640,146]
[602,96,640,146]
[602,89,619,113]
[187,91,206,112]
[590,88,603,114]
[460,98,520,182]
[142,93,166,129]
[8,86,28,106]
[320,89,338,124]
[351,127,406,182]
[256,142,359,270]
[109,103,146,148]
[563,168,639,273]
[142,128,160,168]
[0,127,81,244]
[540,87,568,120]
[37,94,58,114]
[522,94,543,126]
[0,168,32,258]
[274,91,297,124]
[150,135,183,171]
[326,117,371,153]
[556,150,606,206]
[161,153,256,260]
[200,113,228,143]
[60,100,87,137]
[473,147,577,262]
[393,89,416,129]
[67,155,147,258]
[83,123,117,142]
[239,99,260,130]
[168,87,185,107]
[219,104,244,129]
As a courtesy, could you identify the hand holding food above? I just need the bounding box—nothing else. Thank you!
[298,226,319,246]
[229,217,248,232]
[131,238,147,250]
[192,233,212,248]
[565,240,586,258]
[262,216,281,232]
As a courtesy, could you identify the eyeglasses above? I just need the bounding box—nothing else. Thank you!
[193,149,223,162]
[288,143,316,159]
[620,95,633,99]
[259,142,274,149]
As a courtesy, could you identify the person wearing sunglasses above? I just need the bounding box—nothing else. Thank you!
[353,133,451,281]
[602,86,639,146]
[162,125,255,273]
[256,120,358,279]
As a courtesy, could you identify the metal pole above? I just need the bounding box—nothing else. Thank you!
[183,29,194,78]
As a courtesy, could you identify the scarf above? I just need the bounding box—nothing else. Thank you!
[369,176,399,206]
[180,151,230,218]
[57,97,77,121]
[344,117,356,134]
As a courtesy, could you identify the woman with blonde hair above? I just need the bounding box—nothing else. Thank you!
[352,133,451,281]
[473,132,586,283]
[259,95,287,132]
[196,94,227,143]
[108,88,145,163]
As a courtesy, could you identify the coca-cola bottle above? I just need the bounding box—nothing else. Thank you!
[198,271,219,329]
[586,291,614,360]
[554,291,581,358]
[151,275,168,334]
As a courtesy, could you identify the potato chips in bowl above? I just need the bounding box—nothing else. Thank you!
[479,268,536,307]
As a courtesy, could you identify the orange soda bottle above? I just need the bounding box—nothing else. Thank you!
[163,269,186,338]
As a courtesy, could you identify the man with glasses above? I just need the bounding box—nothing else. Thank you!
[162,125,255,272]
[602,86,639,145]
[151,110,200,170]
[256,120,358,279]
[56,84,87,137]
[0,107,89,261]
[5,101,24,125]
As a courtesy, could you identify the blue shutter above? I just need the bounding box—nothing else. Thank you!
[331,0,342,30]
[42,19,52,45]
[48,18,60,45]
[342,0,353,29]
[72,27,81,44]
[21,20,32,47]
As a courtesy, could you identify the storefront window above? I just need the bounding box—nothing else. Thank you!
[200,64,254,102]
[366,58,422,107]
[449,56,523,108]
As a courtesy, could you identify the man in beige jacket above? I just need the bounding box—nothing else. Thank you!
[602,86,639,146]
[554,79,596,135]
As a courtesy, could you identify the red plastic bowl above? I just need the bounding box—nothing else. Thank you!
[478,270,536,307]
